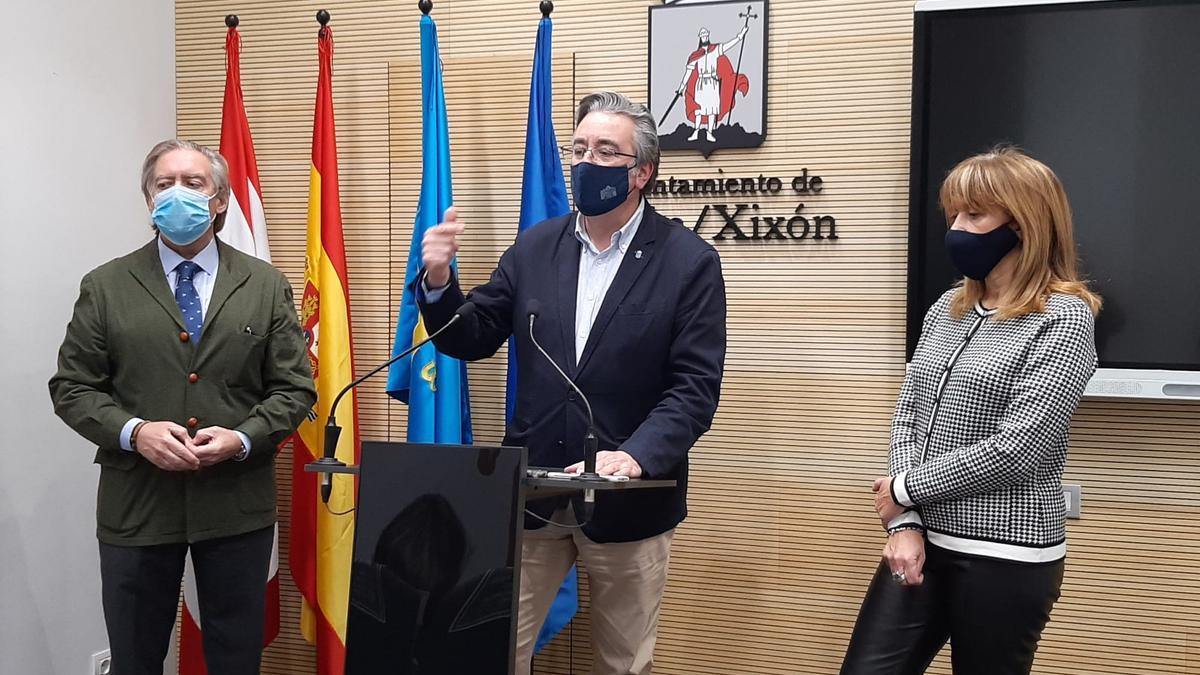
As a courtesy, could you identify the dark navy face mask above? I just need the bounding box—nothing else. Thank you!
[571,161,634,216]
[944,224,1019,281]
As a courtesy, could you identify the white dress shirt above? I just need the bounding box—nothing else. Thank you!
[572,199,644,363]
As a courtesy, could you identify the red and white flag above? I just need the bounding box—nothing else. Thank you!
[216,22,271,261]
[178,23,279,675]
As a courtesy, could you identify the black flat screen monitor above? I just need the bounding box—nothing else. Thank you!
[908,0,1200,379]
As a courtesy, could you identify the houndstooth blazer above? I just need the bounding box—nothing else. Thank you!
[887,289,1097,563]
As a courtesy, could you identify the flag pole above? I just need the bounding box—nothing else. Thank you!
[225,14,238,28]
[419,0,432,15]
[541,0,553,17]
[317,9,330,36]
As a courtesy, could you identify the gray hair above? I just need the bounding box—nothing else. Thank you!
[140,139,231,232]
[574,91,660,197]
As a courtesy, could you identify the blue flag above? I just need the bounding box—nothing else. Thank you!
[518,17,578,654]
[509,16,571,422]
[535,563,578,652]
[385,14,473,445]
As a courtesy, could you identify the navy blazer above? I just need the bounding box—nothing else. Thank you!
[418,204,726,543]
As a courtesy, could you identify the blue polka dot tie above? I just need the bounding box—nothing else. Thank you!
[174,261,204,344]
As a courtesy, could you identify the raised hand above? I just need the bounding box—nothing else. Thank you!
[422,206,464,289]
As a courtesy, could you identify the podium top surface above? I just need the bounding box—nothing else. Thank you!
[303,461,677,492]
[523,469,676,491]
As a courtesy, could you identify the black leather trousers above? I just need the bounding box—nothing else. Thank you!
[840,542,1064,675]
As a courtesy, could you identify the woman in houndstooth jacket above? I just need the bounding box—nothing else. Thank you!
[840,147,1102,675]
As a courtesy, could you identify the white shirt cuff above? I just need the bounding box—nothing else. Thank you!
[119,417,144,452]
[892,471,916,508]
[887,510,923,530]
[233,431,252,461]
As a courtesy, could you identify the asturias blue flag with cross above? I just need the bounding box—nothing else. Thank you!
[386,12,473,446]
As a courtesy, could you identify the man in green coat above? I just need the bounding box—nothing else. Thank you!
[49,139,316,675]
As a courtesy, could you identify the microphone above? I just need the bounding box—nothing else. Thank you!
[315,301,477,503]
[525,299,602,519]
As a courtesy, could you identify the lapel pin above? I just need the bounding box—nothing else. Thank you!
[635,250,643,259]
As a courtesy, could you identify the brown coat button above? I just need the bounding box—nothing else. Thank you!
[179,331,190,342]
[187,417,199,428]
[188,373,199,383]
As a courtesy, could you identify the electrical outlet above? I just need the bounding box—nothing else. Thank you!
[1063,483,1082,518]
[91,649,111,675]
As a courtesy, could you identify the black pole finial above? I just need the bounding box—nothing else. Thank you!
[419,0,433,15]
[225,14,239,28]
[316,9,331,26]
[540,0,553,17]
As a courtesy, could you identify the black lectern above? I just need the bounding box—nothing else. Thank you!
[306,442,675,675]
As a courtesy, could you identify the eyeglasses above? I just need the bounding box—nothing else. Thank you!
[559,144,638,166]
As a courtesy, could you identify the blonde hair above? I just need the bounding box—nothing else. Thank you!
[939,146,1101,319]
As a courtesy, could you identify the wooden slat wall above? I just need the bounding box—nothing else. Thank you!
[175,1,1200,673]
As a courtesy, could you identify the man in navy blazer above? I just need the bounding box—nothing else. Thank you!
[418,91,726,674]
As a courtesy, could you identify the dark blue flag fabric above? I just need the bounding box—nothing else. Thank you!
[518,17,578,653]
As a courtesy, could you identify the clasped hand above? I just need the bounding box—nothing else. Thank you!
[872,476,906,526]
[872,475,925,586]
[134,421,243,471]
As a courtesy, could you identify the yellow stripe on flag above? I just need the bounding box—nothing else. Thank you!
[296,165,356,646]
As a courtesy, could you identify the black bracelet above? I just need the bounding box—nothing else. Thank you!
[887,523,925,536]
[130,420,148,452]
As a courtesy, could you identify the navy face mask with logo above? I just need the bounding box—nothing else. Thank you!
[944,224,1020,281]
[571,161,634,216]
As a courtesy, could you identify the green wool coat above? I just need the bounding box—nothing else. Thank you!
[50,238,317,546]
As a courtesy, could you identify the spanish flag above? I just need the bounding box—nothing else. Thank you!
[291,22,356,675]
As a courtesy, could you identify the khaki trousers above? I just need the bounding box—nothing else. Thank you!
[514,507,674,675]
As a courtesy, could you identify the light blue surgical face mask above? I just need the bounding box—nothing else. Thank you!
[152,185,215,246]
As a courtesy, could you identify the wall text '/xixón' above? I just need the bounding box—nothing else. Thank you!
[654,169,838,242]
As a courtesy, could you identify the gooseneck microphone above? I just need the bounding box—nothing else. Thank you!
[525,299,602,519]
[315,301,477,503]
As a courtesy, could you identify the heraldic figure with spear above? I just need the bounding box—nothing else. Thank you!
[667,5,758,144]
